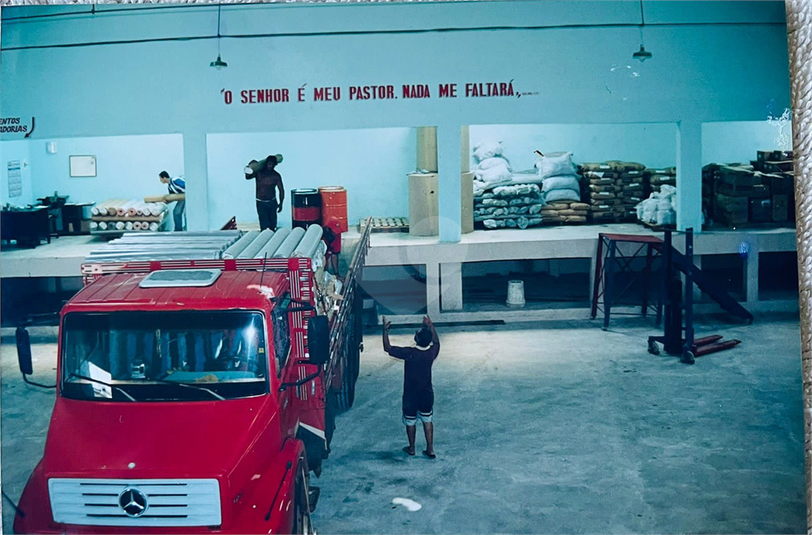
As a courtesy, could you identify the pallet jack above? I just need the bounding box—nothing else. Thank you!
[647,228,749,364]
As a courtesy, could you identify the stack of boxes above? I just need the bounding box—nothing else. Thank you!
[753,150,793,224]
[701,163,720,221]
[714,165,763,226]
[703,150,793,228]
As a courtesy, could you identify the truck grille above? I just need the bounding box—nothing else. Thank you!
[48,478,221,527]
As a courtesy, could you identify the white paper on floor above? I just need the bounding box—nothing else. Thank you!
[392,497,422,512]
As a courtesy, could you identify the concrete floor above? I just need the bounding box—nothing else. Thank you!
[1,315,805,534]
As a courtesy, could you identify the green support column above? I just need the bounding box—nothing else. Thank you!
[437,124,462,243]
[676,121,703,233]
[182,131,210,231]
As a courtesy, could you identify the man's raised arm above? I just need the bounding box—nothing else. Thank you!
[382,316,393,353]
[424,315,439,345]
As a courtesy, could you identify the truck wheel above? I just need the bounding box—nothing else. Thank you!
[335,354,355,411]
[293,464,316,535]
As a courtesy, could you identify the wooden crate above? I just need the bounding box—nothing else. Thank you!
[762,161,794,173]
[760,173,794,196]
[750,198,772,223]
[715,193,749,212]
[772,194,789,222]
[757,150,792,163]
[714,193,749,226]
[719,167,760,187]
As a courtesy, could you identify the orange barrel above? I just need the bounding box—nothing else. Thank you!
[319,186,348,232]
[291,189,321,229]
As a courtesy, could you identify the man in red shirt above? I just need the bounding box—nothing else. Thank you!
[382,315,440,458]
[245,155,285,230]
[322,218,343,276]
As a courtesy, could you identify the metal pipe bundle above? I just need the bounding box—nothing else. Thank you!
[272,227,306,258]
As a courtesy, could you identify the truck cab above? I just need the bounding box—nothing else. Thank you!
[13,229,370,534]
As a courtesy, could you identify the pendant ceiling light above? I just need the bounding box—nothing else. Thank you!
[210,3,227,69]
[633,0,652,62]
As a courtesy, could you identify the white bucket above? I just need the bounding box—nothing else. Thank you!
[506,280,526,308]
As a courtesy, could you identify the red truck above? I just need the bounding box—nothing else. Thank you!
[12,225,370,534]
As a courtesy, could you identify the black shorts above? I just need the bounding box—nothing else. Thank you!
[402,390,433,425]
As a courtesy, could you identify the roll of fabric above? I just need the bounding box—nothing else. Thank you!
[107,200,126,216]
[273,227,307,258]
[223,230,260,259]
[117,200,138,217]
[238,229,274,259]
[257,227,290,258]
[292,224,324,258]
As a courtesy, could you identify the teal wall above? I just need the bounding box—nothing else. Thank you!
[26,134,184,204]
[470,124,680,171]
[702,121,793,165]
[0,1,791,235]
[206,128,416,229]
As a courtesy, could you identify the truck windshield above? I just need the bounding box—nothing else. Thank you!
[61,311,268,402]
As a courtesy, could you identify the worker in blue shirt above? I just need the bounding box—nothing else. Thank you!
[159,171,186,231]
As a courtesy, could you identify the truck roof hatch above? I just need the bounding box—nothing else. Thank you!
[138,268,222,288]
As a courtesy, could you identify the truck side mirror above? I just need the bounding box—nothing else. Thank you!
[307,316,329,366]
[16,326,33,376]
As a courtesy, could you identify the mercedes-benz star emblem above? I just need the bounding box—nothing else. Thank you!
[118,487,148,518]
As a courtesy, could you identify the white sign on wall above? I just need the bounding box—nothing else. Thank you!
[7,160,22,198]
[69,155,97,177]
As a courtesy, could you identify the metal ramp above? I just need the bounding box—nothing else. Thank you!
[592,229,753,330]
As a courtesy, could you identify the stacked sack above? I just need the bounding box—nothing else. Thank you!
[472,140,512,191]
[647,166,677,193]
[535,152,581,207]
[539,201,590,224]
[474,184,545,229]
[580,162,624,223]
[611,161,647,221]
[536,152,583,206]
[636,185,677,227]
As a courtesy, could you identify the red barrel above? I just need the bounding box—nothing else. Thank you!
[291,189,321,229]
[319,186,348,233]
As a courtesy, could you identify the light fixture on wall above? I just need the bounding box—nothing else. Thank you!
[633,0,653,62]
[210,3,228,70]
